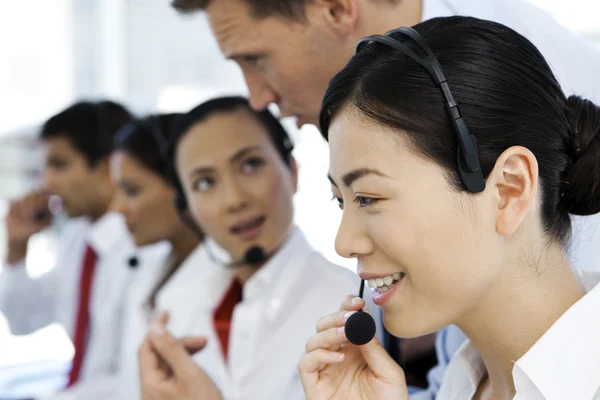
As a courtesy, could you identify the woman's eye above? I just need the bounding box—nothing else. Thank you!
[124,187,139,197]
[48,160,68,170]
[193,177,214,192]
[241,157,265,174]
[353,196,378,208]
[331,195,344,210]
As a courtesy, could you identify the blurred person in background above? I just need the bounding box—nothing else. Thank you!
[0,101,139,399]
[110,114,206,400]
[136,96,360,400]
[171,0,600,397]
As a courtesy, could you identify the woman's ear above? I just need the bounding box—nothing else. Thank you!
[486,146,539,236]
[289,155,299,194]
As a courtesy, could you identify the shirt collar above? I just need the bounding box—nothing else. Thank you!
[202,226,314,314]
[243,226,309,300]
[514,272,600,399]
[442,271,600,399]
[439,340,486,399]
[85,211,131,257]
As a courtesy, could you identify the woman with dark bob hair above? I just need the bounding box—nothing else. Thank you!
[300,16,600,400]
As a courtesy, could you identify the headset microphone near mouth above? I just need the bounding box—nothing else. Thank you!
[344,279,377,345]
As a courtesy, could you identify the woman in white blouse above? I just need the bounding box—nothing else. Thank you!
[299,16,600,400]
[136,97,360,400]
[109,114,204,399]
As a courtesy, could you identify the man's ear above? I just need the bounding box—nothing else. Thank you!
[311,0,359,38]
[486,146,539,236]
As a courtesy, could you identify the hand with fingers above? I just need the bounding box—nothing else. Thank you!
[299,295,409,400]
[138,311,223,400]
[6,190,53,264]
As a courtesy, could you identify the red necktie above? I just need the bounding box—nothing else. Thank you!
[213,279,243,361]
[67,244,97,387]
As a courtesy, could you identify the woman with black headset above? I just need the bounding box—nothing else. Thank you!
[299,17,600,400]
[109,114,206,399]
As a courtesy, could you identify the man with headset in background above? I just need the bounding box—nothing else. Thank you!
[0,101,143,399]
[147,0,600,398]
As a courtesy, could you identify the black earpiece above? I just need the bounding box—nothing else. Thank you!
[345,280,376,345]
[173,191,205,239]
[356,27,485,193]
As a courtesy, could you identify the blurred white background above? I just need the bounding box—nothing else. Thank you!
[0,0,598,396]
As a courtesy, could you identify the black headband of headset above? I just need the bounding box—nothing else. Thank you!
[356,27,485,193]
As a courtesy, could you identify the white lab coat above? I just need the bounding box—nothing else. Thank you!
[117,242,209,400]
[0,212,137,399]
[422,0,600,272]
[178,227,360,400]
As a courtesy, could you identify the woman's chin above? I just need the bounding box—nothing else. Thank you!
[382,311,442,339]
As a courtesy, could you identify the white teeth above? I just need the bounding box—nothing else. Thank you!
[366,272,405,292]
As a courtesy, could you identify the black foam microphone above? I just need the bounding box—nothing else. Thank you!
[345,280,376,345]
[205,239,269,268]
[243,246,266,265]
[226,246,267,267]
[128,255,139,269]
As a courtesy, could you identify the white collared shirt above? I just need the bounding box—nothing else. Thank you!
[437,271,600,400]
[184,227,360,400]
[117,242,209,400]
[0,212,138,399]
[421,0,600,272]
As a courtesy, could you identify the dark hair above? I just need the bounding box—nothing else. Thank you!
[41,100,134,166]
[166,96,294,195]
[320,16,600,247]
[113,114,183,180]
[172,0,309,20]
[172,0,398,21]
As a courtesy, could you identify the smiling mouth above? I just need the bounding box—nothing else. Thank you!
[230,216,266,235]
[367,272,406,294]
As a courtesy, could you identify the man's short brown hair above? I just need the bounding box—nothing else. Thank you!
[172,0,309,21]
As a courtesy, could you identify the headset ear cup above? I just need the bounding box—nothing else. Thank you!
[173,192,204,239]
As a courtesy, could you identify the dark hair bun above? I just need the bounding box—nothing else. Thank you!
[561,95,600,216]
